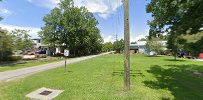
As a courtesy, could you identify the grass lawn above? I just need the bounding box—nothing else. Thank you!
[0,58,65,72]
[0,54,203,100]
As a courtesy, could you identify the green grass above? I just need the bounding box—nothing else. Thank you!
[0,54,203,100]
[0,58,65,72]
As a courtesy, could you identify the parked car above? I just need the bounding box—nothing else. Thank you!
[199,53,203,59]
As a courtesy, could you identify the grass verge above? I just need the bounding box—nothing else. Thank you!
[0,54,202,100]
[0,58,65,72]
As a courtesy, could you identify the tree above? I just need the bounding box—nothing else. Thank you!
[131,41,137,44]
[147,0,203,59]
[0,28,13,61]
[138,38,147,41]
[145,37,164,55]
[113,39,124,53]
[181,32,203,57]
[147,0,203,36]
[11,29,33,52]
[102,42,113,52]
[0,0,2,21]
[39,0,102,56]
[167,33,186,59]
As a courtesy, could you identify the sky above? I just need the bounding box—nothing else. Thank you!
[0,0,152,43]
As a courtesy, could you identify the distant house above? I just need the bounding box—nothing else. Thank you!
[32,39,64,56]
[130,41,167,54]
[130,41,147,54]
[32,39,42,49]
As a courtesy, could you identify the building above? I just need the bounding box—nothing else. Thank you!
[32,39,64,56]
[130,41,147,54]
[130,41,167,54]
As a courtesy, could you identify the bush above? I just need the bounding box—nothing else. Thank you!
[9,55,22,61]
[35,54,47,58]
[0,50,13,61]
[54,53,64,57]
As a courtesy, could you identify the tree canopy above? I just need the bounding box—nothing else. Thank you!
[11,29,33,51]
[0,28,13,61]
[113,39,124,53]
[147,0,203,58]
[145,37,164,55]
[102,42,113,52]
[147,0,203,36]
[0,28,34,61]
[0,0,3,21]
[39,0,103,56]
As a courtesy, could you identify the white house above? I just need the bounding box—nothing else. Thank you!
[32,39,64,56]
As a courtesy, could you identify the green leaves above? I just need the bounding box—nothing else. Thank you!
[147,0,203,58]
[0,0,2,21]
[102,42,113,52]
[0,28,13,61]
[113,39,124,53]
[40,0,102,56]
[11,29,33,51]
[147,0,203,35]
[145,37,164,55]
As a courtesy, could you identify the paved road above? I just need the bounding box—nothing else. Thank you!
[0,52,111,82]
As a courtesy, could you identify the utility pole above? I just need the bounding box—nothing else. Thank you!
[124,0,130,91]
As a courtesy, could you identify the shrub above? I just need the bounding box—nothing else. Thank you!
[35,54,47,58]
[9,55,22,61]
[55,53,64,57]
[0,51,13,61]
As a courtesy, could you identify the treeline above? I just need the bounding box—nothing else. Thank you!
[147,0,203,59]
[102,39,124,53]
[0,29,33,61]
[39,0,103,57]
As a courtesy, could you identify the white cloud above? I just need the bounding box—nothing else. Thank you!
[0,8,12,16]
[98,13,109,19]
[0,24,41,38]
[101,34,115,43]
[102,34,147,43]
[25,0,60,9]
[131,34,146,42]
[76,0,123,19]
[104,35,114,43]
[26,0,123,19]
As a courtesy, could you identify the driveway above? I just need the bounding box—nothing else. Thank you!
[0,52,111,82]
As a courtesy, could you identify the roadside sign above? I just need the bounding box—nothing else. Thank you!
[64,50,69,57]
[64,50,69,72]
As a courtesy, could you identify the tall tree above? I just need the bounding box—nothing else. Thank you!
[147,0,203,59]
[113,39,124,53]
[0,0,3,21]
[0,28,13,61]
[182,32,203,57]
[11,29,33,51]
[167,33,186,59]
[145,37,164,55]
[39,0,102,56]
[147,0,203,36]
[102,42,113,52]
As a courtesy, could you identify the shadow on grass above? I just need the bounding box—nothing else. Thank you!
[0,62,27,67]
[145,55,164,57]
[112,70,144,77]
[144,65,203,100]
[164,59,186,62]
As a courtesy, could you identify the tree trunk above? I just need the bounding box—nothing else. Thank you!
[174,51,177,60]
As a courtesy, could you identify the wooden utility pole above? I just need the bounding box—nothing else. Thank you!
[124,0,130,91]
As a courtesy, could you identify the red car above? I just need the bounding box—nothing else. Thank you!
[199,53,203,59]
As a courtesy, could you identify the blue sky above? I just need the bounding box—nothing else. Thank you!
[0,0,152,42]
